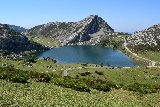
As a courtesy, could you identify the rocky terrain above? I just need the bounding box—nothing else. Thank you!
[27,15,114,45]
[127,24,160,52]
[0,23,48,56]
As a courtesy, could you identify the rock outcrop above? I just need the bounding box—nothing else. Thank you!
[127,24,160,51]
[27,15,114,45]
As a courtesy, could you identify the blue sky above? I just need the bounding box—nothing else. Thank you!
[0,0,160,33]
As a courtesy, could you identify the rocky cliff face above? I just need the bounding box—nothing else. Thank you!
[27,15,114,45]
[127,24,160,51]
[0,24,48,55]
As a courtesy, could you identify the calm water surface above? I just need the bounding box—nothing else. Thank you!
[36,45,136,67]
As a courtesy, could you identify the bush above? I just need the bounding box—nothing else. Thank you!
[73,81,90,92]
[80,78,117,92]
[125,83,157,94]
[28,71,51,82]
[52,77,90,92]
[81,63,88,66]
[96,84,111,91]
[95,71,104,75]
[9,73,29,83]
[80,72,91,76]
[80,73,86,76]
[0,66,51,83]
[0,66,29,83]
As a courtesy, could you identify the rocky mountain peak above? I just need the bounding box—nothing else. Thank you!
[27,15,114,45]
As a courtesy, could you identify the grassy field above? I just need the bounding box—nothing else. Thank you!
[68,67,160,86]
[0,58,99,74]
[123,46,160,66]
[0,57,160,106]
[1,79,160,107]
[138,51,160,62]
[1,58,160,86]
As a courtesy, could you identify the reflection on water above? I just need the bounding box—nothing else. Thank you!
[36,45,136,67]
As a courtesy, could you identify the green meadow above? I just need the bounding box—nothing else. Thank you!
[0,58,160,106]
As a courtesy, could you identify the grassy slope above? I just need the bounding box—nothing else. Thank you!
[1,58,160,85]
[0,80,160,107]
[28,35,60,48]
[68,67,160,86]
[138,51,160,62]
[0,58,160,106]
[99,35,126,49]
[1,58,160,86]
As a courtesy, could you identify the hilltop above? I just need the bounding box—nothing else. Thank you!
[0,23,48,56]
[127,24,160,52]
[27,15,114,46]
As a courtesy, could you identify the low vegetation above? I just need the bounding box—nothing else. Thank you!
[28,35,60,48]
[0,57,160,106]
[99,35,126,49]
[138,51,160,62]
[2,79,160,107]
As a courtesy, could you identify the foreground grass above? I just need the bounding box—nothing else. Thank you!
[0,58,160,106]
[0,80,160,107]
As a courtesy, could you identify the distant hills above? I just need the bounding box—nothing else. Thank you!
[9,25,27,33]
[0,24,48,55]
[127,24,160,52]
[27,15,114,45]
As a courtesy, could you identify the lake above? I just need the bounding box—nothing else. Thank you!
[36,45,136,67]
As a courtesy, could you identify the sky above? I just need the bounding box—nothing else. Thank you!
[0,0,160,33]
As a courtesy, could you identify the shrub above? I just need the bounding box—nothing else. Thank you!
[81,63,88,66]
[80,72,91,76]
[73,81,90,92]
[96,84,111,91]
[28,71,51,82]
[80,73,86,76]
[9,73,29,83]
[125,83,157,94]
[52,77,91,92]
[95,71,104,75]
[0,66,51,83]
[80,78,117,92]
[0,66,29,83]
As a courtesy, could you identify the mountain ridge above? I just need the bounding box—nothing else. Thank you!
[9,25,27,33]
[127,23,160,52]
[26,15,114,45]
[0,23,48,56]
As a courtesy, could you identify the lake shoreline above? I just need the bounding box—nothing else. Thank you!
[36,45,136,67]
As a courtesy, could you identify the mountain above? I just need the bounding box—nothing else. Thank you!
[27,15,114,45]
[9,25,27,33]
[127,24,160,52]
[0,23,48,55]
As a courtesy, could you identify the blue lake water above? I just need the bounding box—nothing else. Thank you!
[36,45,136,67]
